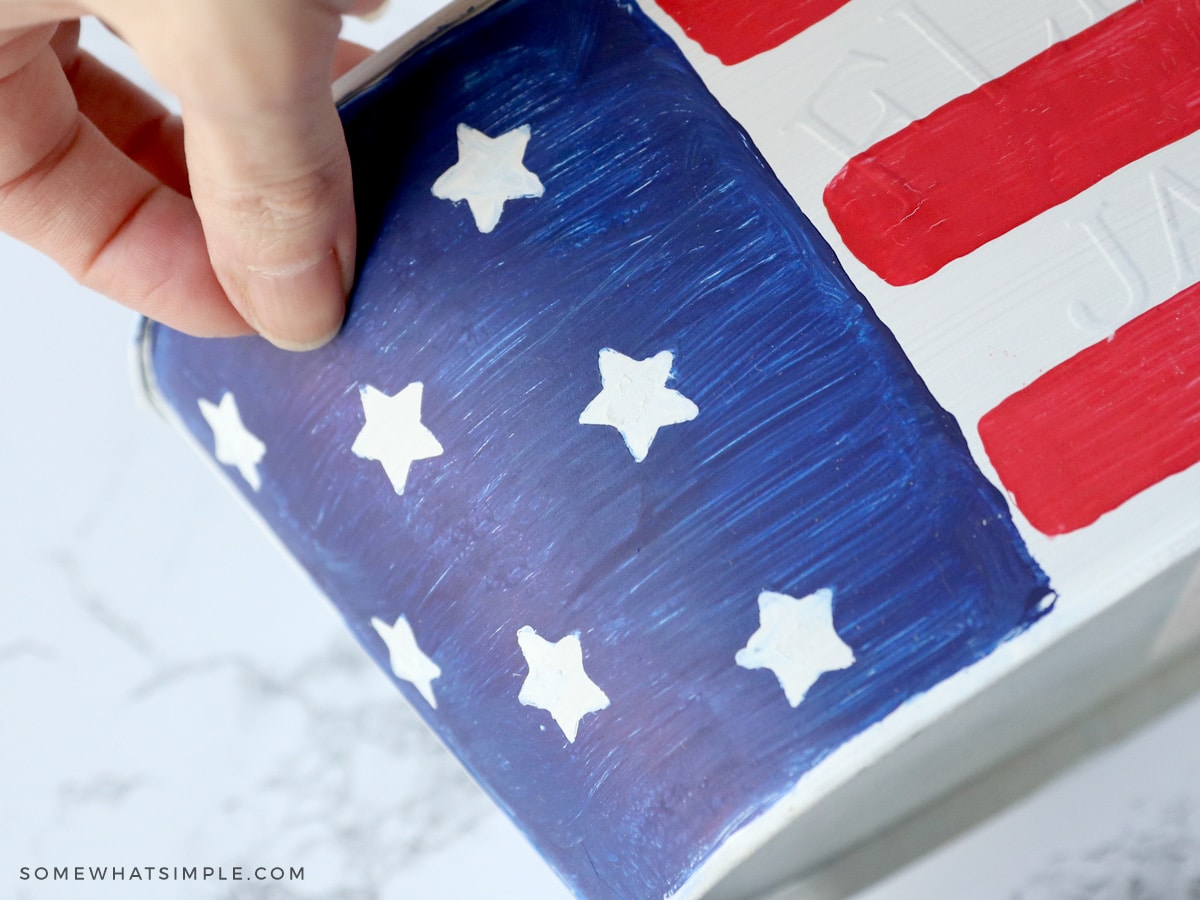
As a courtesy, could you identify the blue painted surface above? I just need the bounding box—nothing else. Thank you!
[146,1,1053,896]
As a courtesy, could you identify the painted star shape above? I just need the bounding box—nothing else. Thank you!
[197,391,266,491]
[432,123,544,233]
[517,626,610,743]
[351,382,444,495]
[735,588,855,708]
[371,614,441,709]
[579,349,699,462]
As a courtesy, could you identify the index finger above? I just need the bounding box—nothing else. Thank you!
[0,26,250,336]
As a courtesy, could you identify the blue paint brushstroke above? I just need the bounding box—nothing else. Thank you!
[144,1,1053,896]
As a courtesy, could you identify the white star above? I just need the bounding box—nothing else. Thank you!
[352,383,444,495]
[432,123,545,233]
[579,349,699,462]
[736,589,855,708]
[517,626,610,743]
[371,614,441,709]
[198,391,266,491]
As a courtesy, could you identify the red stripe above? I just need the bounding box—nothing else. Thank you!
[656,0,853,65]
[979,284,1200,535]
[824,0,1200,286]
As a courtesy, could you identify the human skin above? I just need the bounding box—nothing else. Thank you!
[0,0,386,349]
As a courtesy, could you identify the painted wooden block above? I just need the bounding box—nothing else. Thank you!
[137,0,1200,896]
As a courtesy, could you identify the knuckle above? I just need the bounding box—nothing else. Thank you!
[243,168,338,228]
[206,160,347,254]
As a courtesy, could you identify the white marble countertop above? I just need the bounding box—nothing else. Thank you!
[3,7,1200,899]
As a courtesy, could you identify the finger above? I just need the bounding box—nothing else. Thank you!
[64,48,188,195]
[47,16,80,65]
[332,37,372,80]
[109,1,357,350]
[0,33,249,336]
[68,36,371,199]
[347,0,390,18]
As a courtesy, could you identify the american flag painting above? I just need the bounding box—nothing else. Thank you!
[654,0,855,64]
[141,0,1063,896]
[824,0,1200,288]
[811,0,1200,536]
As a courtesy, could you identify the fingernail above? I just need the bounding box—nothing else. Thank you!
[242,250,346,351]
[356,0,392,23]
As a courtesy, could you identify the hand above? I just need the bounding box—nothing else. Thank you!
[0,1,382,349]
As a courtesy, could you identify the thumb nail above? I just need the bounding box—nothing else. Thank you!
[242,250,347,351]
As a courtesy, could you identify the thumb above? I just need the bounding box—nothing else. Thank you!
[113,0,357,350]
